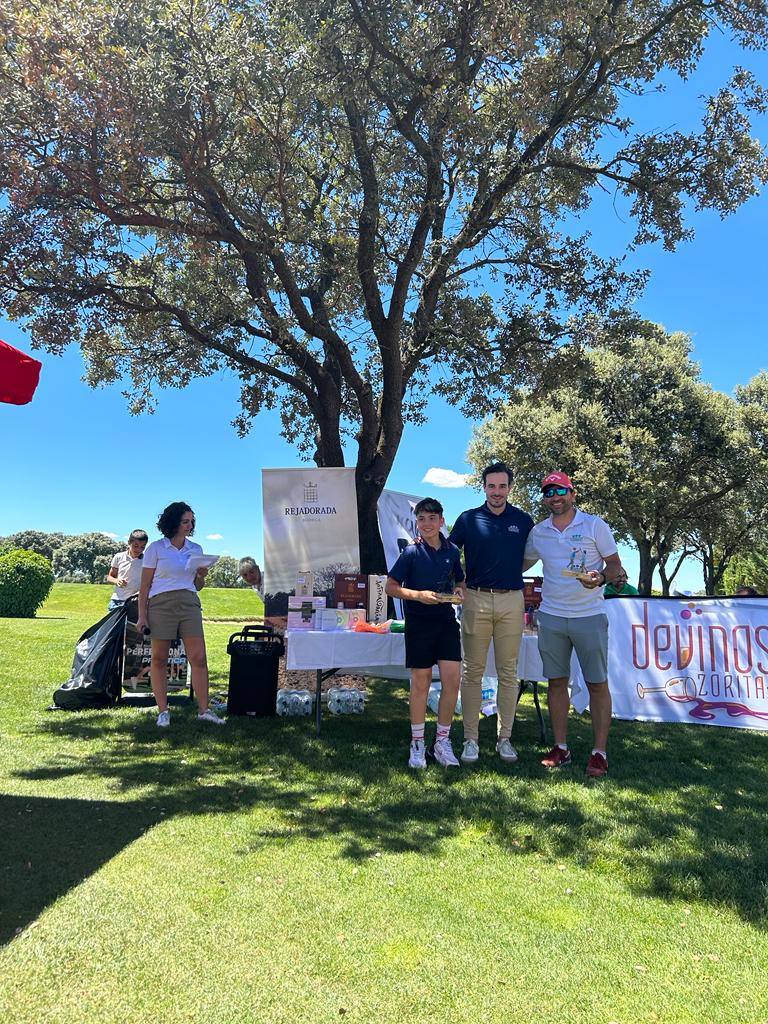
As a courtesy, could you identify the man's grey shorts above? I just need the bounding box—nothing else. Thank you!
[537,611,608,684]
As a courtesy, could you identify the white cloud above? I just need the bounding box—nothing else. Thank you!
[422,467,469,489]
[100,531,119,539]
[206,533,224,541]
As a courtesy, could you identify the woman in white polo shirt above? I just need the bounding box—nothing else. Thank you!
[137,502,224,729]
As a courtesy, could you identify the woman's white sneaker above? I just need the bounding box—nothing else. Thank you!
[197,709,226,725]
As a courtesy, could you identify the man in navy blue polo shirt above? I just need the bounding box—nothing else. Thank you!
[386,498,465,769]
[449,462,534,764]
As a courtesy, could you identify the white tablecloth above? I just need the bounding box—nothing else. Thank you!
[286,631,588,710]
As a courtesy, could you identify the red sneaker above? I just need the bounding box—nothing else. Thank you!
[541,745,572,769]
[586,752,608,778]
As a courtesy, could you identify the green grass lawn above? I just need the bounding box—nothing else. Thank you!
[43,582,263,620]
[1,585,767,1023]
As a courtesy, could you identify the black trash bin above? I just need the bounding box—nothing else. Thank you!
[226,625,285,716]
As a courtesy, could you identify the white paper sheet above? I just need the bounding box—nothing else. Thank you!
[186,554,220,573]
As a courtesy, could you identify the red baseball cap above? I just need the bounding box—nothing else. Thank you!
[541,471,574,491]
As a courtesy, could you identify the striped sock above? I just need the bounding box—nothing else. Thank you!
[411,722,425,743]
[436,723,450,741]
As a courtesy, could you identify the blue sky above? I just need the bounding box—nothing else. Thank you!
[1,32,766,593]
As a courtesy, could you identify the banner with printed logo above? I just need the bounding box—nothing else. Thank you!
[376,488,425,619]
[262,468,360,619]
[607,596,768,730]
[376,488,424,574]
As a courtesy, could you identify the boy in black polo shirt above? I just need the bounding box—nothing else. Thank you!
[386,498,465,769]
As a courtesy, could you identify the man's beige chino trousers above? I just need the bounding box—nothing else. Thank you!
[461,588,524,742]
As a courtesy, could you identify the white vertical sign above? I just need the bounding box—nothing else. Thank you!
[262,468,360,618]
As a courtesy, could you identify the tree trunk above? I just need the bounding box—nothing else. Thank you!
[658,559,672,597]
[636,539,658,596]
[356,478,387,574]
[309,388,402,574]
[702,545,716,596]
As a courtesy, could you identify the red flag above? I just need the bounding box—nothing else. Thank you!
[0,339,42,405]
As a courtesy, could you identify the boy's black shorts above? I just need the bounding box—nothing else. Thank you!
[404,615,461,669]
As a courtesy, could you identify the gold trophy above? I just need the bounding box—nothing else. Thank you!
[562,547,592,582]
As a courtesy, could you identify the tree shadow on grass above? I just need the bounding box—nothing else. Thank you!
[10,680,768,931]
[0,794,161,944]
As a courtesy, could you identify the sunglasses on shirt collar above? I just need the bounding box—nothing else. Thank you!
[542,486,570,497]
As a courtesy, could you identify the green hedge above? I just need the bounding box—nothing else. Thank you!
[0,548,55,617]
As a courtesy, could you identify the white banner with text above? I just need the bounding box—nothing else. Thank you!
[608,596,768,730]
[262,468,360,619]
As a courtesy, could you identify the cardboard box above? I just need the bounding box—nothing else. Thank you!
[286,596,326,631]
[523,576,543,608]
[317,608,366,632]
[334,572,368,609]
[367,575,388,623]
[295,570,314,597]
[287,610,316,630]
[287,595,326,611]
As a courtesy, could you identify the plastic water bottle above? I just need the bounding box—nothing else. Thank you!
[277,689,313,716]
[327,687,365,715]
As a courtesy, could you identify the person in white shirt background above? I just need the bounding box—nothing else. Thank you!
[137,502,224,729]
[523,472,624,779]
[106,529,148,611]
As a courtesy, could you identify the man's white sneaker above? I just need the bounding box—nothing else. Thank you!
[408,739,427,769]
[197,709,226,725]
[496,738,519,763]
[460,739,480,763]
[156,710,170,728]
[432,737,460,767]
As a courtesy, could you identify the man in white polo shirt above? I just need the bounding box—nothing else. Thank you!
[523,472,624,778]
[106,529,148,611]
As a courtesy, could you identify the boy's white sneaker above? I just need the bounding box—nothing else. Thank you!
[432,737,460,767]
[408,739,427,769]
[156,710,170,728]
[460,739,480,763]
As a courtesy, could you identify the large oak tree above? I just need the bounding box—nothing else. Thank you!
[1,0,766,568]
[467,324,768,594]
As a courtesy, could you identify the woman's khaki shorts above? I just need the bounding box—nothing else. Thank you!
[148,589,204,640]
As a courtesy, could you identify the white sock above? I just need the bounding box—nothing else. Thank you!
[436,723,450,741]
[556,742,568,750]
[411,723,425,743]
[591,748,607,757]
